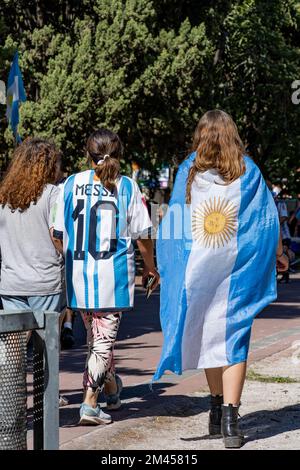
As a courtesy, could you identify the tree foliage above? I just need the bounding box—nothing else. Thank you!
[0,0,300,191]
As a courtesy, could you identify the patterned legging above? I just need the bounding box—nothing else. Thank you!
[81,311,122,391]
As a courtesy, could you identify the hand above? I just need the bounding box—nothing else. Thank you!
[142,266,160,292]
[276,253,289,273]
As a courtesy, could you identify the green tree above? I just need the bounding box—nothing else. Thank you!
[0,0,299,192]
[211,0,300,190]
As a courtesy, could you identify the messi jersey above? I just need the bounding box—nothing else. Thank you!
[53,170,152,311]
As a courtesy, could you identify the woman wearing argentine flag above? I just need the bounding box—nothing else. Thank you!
[154,110,288,448]
[53,129,159,426]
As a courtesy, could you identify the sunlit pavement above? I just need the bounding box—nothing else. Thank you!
[25,274,300,448]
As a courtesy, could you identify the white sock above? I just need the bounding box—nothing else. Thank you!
[64,322,72,330]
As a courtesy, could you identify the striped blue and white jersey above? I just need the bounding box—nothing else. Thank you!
[53,170,152,312]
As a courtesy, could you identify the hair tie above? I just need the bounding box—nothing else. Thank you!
[97,154,110,165]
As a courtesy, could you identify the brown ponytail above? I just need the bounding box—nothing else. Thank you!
[87,129,123,192]
[186,110,245,204]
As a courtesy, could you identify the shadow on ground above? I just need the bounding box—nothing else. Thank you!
[260,277,300,319]
[180,403,300,444]
[58,388,210,428]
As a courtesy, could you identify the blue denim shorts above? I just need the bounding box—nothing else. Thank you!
[1,293,66,313]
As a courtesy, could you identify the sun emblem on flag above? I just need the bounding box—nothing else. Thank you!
[192,196,237,248]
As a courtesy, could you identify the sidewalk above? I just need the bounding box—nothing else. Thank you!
[61,345,300,450]
[28,273,300,449]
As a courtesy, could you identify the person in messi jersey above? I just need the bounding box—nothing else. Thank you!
[53,129,159,425]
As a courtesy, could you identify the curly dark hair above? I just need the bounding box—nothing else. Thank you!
[0,137,59,211]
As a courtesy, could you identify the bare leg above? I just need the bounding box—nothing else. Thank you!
[84,388,99,408]
[221,362,246,448]
[64,308,73,324]
[59,308,66,333]
[104,377,117,395]
[205,367,223,437]
[205,367,223,395]
[222,362,247,405]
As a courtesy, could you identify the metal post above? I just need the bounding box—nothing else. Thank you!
[33,330,44,450]
[0,310,60,450]
[43,311,60,450]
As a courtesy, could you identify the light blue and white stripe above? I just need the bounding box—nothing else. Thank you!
[154,154,279,380]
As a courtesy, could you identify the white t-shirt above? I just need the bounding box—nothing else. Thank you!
[53,171,152,311]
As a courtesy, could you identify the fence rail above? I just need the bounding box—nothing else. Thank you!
[0,310,60,450]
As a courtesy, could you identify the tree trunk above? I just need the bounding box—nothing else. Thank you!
[36,0,44,27]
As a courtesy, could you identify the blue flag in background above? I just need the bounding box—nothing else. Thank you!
[6,51,26,142]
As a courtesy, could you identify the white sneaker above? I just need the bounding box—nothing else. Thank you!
[79,403,112,425]
[59,395,69,407]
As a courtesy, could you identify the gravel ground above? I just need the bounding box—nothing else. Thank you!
[61,346,300,450]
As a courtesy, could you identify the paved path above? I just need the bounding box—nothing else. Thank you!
[26,274,300,448]
[61,349,300,450]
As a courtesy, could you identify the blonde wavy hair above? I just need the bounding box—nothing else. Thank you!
[186,110,246,204]
[0,137,59,211]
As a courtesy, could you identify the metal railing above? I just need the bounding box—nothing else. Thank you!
[0,310,60,450]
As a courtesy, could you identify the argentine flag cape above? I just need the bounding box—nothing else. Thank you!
[154,154,279,380]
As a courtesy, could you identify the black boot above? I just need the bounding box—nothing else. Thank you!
[208,394,223,437]
[221,404,244,448]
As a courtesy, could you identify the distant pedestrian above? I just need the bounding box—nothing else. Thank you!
[289,195,300,237]
[53,161,76,349]
[275,193,291,245]
[273,190,292,282]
